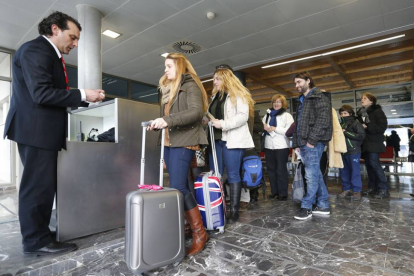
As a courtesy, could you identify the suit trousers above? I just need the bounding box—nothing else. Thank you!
[18,143,57,251]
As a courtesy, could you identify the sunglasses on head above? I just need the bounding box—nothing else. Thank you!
[215,64,233,71]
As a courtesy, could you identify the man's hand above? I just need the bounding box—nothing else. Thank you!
[362,124,367,129]
[410,128,414,134]
[211,119,222,129]
[85,89,105,102]
[306,142,314,148]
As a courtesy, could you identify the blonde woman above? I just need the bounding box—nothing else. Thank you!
[148,53,209,256]
[263,95,294,201]
[207,67,255,224]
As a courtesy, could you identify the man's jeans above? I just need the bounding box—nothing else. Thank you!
[300,142,330,210]
[362,152,388,191]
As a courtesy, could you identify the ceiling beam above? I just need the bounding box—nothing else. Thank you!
[412,45,414,80]
[260,63,332,80]
[326,56,355,89]
[354,76,412,87]
[346,59,413,74]
[246,73,294,97]
[337,46,414,64]
[352,70,412,82]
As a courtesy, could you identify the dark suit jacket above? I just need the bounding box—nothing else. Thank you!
[4,36,82,151]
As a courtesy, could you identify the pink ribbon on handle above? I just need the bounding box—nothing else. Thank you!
[138,184,163,191]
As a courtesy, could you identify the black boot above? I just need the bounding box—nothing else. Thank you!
[361,188,377,196]
[227,182,242,224]
[250,188,259,205]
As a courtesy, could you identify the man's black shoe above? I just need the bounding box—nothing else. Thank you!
[277,195,288,201]
[361,188,377,196]
[294,208,312,220]
[267,194,278,199]
[374,190,390,199]
[24,241,77,255]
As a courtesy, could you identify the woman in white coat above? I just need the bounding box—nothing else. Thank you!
[208,67,255,223]
[263,94,294,201]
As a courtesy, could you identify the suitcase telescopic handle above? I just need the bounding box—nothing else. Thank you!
[208,122,219,176]
[140,121,165,187]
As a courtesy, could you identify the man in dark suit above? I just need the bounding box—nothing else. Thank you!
[3,11,105,255]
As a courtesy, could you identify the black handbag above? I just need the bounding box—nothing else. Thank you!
[97,127,115,142]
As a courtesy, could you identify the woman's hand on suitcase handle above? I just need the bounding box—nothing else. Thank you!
[148,118,168,130]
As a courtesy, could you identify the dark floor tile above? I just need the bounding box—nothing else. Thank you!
[328,228,389,254]
[385,254,414,275]
[321,242,386,267]
[311,254,384,275]
[387,238,414,260]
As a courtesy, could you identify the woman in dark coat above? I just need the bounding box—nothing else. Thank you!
[357,92,389,199]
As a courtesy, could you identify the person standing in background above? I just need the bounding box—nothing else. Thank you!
[292,72,332,220]
[3,11,105,255]
[337,105,365,201]
[207,68,255,224]
[357,92,389,199]
[263,95,294,201]
[387,130,401,157]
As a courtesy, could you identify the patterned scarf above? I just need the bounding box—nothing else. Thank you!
[357,107,370,124]
[160,85,171,105]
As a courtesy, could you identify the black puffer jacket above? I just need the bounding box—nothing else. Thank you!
[357,104,387,153]
[341,116,365,155]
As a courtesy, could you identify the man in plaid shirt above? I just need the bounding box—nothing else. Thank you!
[292,72,333,220]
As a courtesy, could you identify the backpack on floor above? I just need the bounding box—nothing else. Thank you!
[241,155,266,199]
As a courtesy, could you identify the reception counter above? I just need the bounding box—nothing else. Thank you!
[56,98,160,241]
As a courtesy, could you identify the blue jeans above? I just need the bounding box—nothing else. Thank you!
[340,153,362,192]
[362,152,388,191]
[164,147,194,197]
[300,142,330,210]
[209,140,245,183]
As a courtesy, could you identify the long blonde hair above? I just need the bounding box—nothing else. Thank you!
[159,53,208,112]
[212,68,255,117]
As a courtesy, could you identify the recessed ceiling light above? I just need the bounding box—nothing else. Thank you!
[262,34,405,69]
[102,29,121,39]
[321,34,405,56]
[390,109,396,111]
[392,112,398,115]
[262,55,321,69]
[201,79,213,83]
[161,53,169,58]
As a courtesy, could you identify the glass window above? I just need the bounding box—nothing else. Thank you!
[0,52,11,78]
[356,82,412,108]
[103,75,128,98]
[131,82,159,103]
[0,80,11,184]
[66,66,78,88]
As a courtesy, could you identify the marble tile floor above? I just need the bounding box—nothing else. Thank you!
[1,175,414,275]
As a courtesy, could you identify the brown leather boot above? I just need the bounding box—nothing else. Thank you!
[185,206,209,256]
[353,192,361,201]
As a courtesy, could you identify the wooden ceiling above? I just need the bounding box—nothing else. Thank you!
[202,29,414,103]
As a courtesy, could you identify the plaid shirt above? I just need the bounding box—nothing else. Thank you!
[292,87,333,148]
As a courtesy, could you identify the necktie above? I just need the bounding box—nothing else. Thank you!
[61,56,69,89]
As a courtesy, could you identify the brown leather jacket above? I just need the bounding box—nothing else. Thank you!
[162,74,208,147]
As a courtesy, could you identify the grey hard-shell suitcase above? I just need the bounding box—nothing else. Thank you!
[125,122,185,275]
